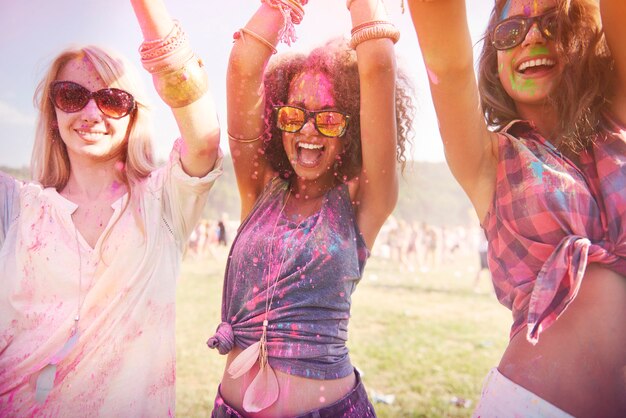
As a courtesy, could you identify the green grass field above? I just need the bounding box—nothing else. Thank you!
[175,248,511,418]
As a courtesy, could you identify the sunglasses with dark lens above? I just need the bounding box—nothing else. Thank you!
[49,81,136,119]
[274,105,350,138]
[492,10,558,50]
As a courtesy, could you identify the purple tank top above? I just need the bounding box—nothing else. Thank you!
[208,177,369,379]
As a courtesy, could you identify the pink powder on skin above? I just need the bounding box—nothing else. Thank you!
[110,181,122,195]
[178,139,189,157]
[426,67,440,85]
[524,5,532,16]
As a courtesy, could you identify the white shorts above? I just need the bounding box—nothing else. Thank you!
[472,368,575,418]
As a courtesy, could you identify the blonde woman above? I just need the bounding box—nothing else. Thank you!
[0,0,222,415]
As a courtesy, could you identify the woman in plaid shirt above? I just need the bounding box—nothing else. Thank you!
[409,0,625,416]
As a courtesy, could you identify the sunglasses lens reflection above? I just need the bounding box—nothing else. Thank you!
[541,14,558,38]
[51,81,134,118]
[95,89,135,119]
[276,106,347,137]
[277,107,305,132]
[493,11,557,50]
[52,82,90,113]
[494,19,527,49]
[316,111,347,137]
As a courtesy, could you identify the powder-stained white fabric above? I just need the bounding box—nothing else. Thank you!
[473,368,575,418]
[0,140,222,417]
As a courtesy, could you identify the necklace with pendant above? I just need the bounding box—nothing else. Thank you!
[227,184,314,412]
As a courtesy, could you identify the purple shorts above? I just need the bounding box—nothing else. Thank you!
[211,370,376,418]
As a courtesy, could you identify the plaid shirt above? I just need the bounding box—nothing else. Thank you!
[580,114,626,277]
[483,120,622,344]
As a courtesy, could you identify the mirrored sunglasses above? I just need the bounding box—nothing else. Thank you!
[49,80,136,119]
[492,10,558,50]
[274,105,350,138]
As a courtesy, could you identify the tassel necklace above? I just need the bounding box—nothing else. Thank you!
[227,185,311,412]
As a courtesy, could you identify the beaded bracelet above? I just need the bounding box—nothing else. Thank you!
[351,20,393,35]
[349,22,401,49]
[139,21,192,74]
[138,20,208,108]
[234,28,278,55]
[139,21,186,61]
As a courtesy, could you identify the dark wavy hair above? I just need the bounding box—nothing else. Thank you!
[478,0,613,151]
[261,37,415,181]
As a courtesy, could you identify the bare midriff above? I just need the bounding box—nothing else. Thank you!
[498,264,626,418]
[218,347,357,417]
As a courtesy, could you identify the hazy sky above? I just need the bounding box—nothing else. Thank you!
[0,0,493,168]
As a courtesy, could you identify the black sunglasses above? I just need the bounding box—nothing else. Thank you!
[274,105,350,138]
[49,80,136,119]
[492,10,558,50]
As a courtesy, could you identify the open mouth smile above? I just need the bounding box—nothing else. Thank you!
[516,57,556,75]
[296,141,324,168]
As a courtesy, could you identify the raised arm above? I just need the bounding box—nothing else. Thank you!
[600,0,626,123]
[408,0,496,219]
[348,0,402,247]
[227,5,285,220]
[130,0,220,178]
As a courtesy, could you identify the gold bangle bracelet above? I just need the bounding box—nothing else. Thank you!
[227,132,262,143]
[152,55,209,108]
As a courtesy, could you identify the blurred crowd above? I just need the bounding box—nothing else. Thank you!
[373,216,487,279]
[186,216,234,260]
[187,215,491,289]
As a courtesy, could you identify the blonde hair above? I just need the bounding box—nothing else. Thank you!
[31,45,155,188]
[478,0,613,151]
[32,45,156,261]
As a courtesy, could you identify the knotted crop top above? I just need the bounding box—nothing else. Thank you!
[579,114,626,275]
[208,177,369,379]
[482,119,625,344]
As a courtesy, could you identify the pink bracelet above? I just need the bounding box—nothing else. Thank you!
[139,20,194,73]
[139,21,185,60]
[261,0,307,46]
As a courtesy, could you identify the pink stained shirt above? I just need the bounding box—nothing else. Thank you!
[579,114,626,277]
[0,140,222,417]
[482,120,620,344]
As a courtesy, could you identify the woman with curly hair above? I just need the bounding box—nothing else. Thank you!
[0,0,222,415]
[206,0,413,416]
[409,0,625,416]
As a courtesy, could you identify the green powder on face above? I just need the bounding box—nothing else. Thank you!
[529,45,550,57]
[509,74,537,95]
